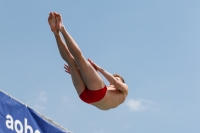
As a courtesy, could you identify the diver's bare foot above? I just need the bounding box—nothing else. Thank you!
[53,12,64,32]
[48,12,58,34]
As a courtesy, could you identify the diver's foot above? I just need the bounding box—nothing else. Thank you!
[48,12,58,34]
[54,12,64,31]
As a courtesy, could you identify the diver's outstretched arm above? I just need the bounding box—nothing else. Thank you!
[88,58,128,94]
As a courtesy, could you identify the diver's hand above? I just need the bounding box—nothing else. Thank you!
[64,64,70,74]
[88,58,101,71]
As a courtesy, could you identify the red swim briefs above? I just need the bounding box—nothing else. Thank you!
[79,86,107,104]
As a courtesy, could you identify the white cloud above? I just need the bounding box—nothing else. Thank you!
[38,91,47,103]
[61,96,68,103]
[28,91,48,111]
[126,99,155,111]
[93,130,108,133]
[125,125,130,129]
[33,104,46,111]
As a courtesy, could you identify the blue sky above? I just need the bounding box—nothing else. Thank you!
[0,0,200,133]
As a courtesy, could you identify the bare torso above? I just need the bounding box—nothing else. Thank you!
[91,85,127,110]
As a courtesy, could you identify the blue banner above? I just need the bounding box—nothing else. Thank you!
[0,90,71,133]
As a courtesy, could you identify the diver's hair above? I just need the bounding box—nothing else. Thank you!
[113,74,125,83]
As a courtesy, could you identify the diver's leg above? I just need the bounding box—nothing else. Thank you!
[48,12,85,94]
[54,12,105,90]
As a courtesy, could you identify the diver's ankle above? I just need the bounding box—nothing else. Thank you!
[60,25,66,33]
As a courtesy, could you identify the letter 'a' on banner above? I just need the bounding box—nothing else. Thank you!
[0,90,71,133]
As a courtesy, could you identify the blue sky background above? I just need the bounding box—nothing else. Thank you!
[0,0,200,133]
